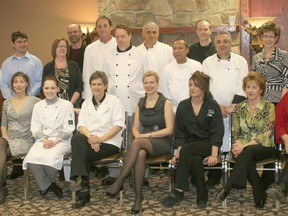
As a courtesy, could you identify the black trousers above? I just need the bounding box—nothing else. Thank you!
[277,160,288,187]
[175,141,211,203]
[225,144,274,202]
[70,133,119,179]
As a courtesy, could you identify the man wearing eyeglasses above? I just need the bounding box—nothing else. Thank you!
[67,24,87,73]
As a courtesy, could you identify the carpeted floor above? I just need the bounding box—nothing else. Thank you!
[1,167,288,216]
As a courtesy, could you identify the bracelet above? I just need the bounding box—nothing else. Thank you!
[211,155,218,157]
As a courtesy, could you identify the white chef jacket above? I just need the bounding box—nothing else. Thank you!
[103,46,149,114]
[202,52,248,152]
[78,93,126,149]
[23,98,75,170]
[138,41,174,93]
[82,37,117,99]
[162,58,202,112]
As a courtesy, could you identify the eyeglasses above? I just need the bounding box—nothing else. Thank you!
[56,45,67,48]
[68,30,80,35]
[261,35,276,39]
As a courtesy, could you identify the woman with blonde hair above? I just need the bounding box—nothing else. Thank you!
[107,71,174,214]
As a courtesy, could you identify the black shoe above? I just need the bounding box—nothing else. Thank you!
[7,170,24,180]
[161,189,184,207]
[267,184,286,201]
[101,176,116,186]
[255,194,267,209]
[143,178,149,187]
[131,196,143,214]
[106,186,123,197]
[197,200,207,209]
[206,179,221,188]
[215,188,230,201]
[131,208,142,214]
[49,182,63,198]
[40,187,50,196]
[72,195,91,209]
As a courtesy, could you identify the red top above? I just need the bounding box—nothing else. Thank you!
[275,92,288,144]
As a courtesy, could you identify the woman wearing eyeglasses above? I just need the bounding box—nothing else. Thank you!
[252,21,288,104]
[42,38,83,109]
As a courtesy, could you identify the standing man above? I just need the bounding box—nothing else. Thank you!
[0,31,43,179]
[103,24,148,114]
[203,31,248,186]
[82,16,117,99]
[138,22,174,93]
[67,24,86,73]
[162,38,202,112]
[188,19,216,64]
[102,24,149,185]
[1,31,43,100]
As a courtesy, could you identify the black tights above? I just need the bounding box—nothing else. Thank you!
[107,138,153,210]
[0,138,11,184]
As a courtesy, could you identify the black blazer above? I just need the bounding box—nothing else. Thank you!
[42,60,83,100]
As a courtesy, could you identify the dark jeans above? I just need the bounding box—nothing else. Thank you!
[175,140,211,203]
[70,133,119,179]
[225,144,274,202]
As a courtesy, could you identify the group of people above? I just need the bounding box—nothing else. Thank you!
[0,15,288,214]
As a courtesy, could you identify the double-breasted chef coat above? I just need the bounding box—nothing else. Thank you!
[23,98,75,170]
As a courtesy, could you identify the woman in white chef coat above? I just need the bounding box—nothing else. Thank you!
[69,71,125,209]
[23,76,75,198]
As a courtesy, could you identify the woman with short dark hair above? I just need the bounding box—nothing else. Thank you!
[216,72,275,209]
[162,71,224,209]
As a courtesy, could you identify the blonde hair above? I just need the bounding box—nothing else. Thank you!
[142,71,159,84]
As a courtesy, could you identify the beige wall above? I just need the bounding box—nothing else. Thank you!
[0,0,99,66]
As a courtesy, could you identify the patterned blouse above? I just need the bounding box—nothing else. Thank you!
[55,67,81,108]
[232,99,275,148]
[252,47,288,103]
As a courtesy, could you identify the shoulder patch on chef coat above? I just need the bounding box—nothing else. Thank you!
[68,120,74,125]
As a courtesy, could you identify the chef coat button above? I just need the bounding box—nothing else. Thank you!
[116,85,118,88]
[127,85,129,88]
[129,53,131,56]
[128,64,130,66]
[116,64,118,66]
[127,96,130,99]
[128,74,130,77]
[116,74,118,77]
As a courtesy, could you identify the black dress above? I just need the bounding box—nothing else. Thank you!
[138,93,172,156]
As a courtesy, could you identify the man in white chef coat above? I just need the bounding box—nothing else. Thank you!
[162,38,202,112]
[102,24,149,185]
[138,22,174,93]
[82,16,117,99]
[202,30,248,186]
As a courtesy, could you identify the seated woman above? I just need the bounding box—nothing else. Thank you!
[23,76,75,198]
[216,72,275,209]
[161,71,224,209]
[107,71,174,214]
[266,92,288,201]
[70,71,126,209]
[0,72,40,204]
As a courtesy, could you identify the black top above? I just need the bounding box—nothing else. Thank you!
[138,93,167,133]
[42,60,84,102]
[174,95,224,148]
[187,41,216,64]
[68,43,86,72]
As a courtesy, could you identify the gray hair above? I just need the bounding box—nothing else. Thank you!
[143,21,159,32]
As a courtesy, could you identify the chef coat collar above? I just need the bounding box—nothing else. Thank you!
[92,93,106,107]
[117,43,132,53]
[217,53,231,61]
